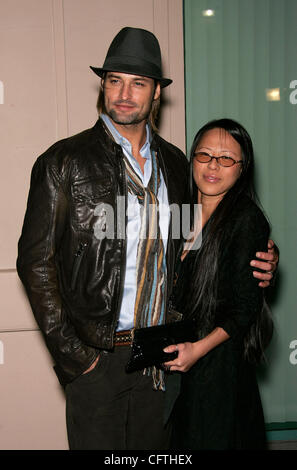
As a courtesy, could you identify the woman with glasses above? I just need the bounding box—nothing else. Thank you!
[164,118,274,450]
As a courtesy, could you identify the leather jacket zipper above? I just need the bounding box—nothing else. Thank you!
[111,153,127,337]
[71,242,88,291]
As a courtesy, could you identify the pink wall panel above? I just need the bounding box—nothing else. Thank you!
[0,0,58,268]
[0,330,68,450]
[0,273,37,331]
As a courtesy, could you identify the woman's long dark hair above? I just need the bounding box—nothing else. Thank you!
[186,118,273,363]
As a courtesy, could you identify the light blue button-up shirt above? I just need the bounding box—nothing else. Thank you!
[101,114,170,331]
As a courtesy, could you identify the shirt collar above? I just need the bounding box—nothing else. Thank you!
[100,113,151,159]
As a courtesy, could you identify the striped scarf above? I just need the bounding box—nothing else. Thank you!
[123,150,167,390]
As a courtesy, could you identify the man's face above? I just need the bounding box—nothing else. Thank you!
[102,72,160,126]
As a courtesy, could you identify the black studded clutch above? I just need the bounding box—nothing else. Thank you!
[125,317,197,373]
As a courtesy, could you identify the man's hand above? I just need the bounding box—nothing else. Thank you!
[251,239,279,288]
[83,355,100,375]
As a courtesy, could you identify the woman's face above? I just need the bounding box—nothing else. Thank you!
[193,128,243,202]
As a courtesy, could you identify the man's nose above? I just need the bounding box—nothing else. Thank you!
[119,82,132,100]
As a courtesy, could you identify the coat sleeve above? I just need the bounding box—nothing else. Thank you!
[214,203,270,340]
[17,149,98,386]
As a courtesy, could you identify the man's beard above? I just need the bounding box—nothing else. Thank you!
[107,108,150,126]
[106,99,152,126]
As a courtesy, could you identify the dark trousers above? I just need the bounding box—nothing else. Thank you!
[65,345,171,450]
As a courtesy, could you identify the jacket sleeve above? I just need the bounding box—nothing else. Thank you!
[17,150,98,386]
[214,204,270,340]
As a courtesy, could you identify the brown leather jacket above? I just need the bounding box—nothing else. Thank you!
[17,118,189,386]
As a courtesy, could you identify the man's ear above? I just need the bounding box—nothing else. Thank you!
[154,82,161,101]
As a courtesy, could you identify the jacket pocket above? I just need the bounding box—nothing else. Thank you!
[71,177,112,203]
[70,242,88,291]
[71,177,113,232]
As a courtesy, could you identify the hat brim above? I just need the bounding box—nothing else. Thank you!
[90,66,172,88]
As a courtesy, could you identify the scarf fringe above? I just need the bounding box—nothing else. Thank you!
[143,366,165,391]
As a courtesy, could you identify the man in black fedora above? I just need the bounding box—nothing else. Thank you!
[17,27,277,450]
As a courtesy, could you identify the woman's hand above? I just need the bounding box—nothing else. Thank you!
[163,327,230,373]
[163,341,205,372]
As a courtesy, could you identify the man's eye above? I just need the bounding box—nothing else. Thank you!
[134,81,145,87]
[107,79,120,86]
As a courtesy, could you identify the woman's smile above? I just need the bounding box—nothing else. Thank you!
[203,174,221,184]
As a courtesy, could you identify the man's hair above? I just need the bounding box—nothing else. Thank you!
[96,75,161,132]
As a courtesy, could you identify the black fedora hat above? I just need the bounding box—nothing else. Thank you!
[90,27,172,88]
